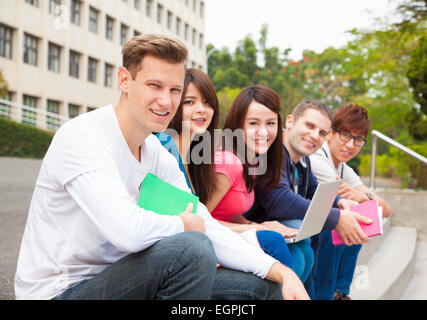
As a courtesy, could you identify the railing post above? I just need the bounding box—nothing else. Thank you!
[370,133,377,190]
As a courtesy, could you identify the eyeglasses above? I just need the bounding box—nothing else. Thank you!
[332,127,366,147]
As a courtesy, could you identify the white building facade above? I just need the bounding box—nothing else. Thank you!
[0,0,206,130]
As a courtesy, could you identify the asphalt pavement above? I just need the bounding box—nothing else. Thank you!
[0,157,42,300]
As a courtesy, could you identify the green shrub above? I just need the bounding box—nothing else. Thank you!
[358,153,398,178]
[392,143,427,189]
[358,142,427,189]
[0,117,53,159]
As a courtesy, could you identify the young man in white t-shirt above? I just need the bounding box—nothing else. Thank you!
[15,34,308,300]
[310,104,391,300]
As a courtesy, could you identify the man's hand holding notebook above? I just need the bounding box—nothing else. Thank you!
[332,200,383,246]
[179,203,206,233]
[137,173,205,232]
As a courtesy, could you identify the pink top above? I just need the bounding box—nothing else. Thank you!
[211,150,254,222]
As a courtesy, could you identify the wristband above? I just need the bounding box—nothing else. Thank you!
[365,193,374,200]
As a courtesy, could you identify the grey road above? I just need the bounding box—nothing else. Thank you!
[0,157,42,300]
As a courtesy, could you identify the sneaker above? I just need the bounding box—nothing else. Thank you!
[334,292,351,300]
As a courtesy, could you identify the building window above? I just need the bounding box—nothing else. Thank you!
[49,0,61,15]
[106,16,114,41]
[22,94,37,126]
[134,0,140,10]
[89,7,99,34]
[146,0,152,17]
[0,24,13,59]
[48,42,61,73]
[167,11,173,30]
[200,2,204,18]
[176,17,181,36]
[70,0,81,25]
[104,63,113,88]
[120,24,129,46]
[199,33,204,50]
[69,50,80,78]
[25,0,38,7]
[192,28,196,46]
[192,0,197,12]
[68,103,80,118]
[184,23,189,41]
[157,4,163,24]
[88,57,98,83]
[23,33,38,66]
[47,99,60,130]
[134,30,141,37]
[0,92,13,119]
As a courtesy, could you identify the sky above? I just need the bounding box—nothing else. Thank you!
[205,0,400,60]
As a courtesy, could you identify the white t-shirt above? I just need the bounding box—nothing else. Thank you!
[309,141,363,187]
[15,105,276,300]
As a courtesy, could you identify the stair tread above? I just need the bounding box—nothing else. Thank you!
[350,226,417,300]
[400,241,427,300]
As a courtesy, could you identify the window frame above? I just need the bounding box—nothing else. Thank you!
[104,63,113,88]
[120,23,129,46]
[48,42,61,73]
[70,0,81,26]
[69,50,80,78]
[23,33,38,66]
[89,7,99,34]
[0,24,13,59]
[106,15,114,41]
[88,57,98,83]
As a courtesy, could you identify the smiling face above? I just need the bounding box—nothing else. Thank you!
[120,54,186,135]
[285,108,331,162]
[181,83,214,137]
[327,129,364,166]
[243,100,279,155]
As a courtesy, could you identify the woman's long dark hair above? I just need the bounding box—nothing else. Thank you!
[222,85,283,193]
[168,68,219,204]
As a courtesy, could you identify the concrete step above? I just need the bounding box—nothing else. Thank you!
[356,217,391,266]
[350,226,417,300]
[400,241,427,300]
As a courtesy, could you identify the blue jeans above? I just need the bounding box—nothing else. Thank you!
[280,219,314,284]
[311,229,362,299]
[256,230,293,269]
[53,232,282,300]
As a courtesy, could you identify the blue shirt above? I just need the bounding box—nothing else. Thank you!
[155,132,195,195]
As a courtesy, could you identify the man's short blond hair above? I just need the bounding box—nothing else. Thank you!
[291,100,333,123]
[122,34,188,79]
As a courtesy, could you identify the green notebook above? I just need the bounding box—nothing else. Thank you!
[137,173,198,215]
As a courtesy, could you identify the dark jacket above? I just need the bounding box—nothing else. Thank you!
[245,146,341,230]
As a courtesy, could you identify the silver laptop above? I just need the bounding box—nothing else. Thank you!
[285,180,341,243]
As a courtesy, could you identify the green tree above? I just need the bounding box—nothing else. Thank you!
[406,36,427,140]
[234,36,258,82]
[0,69,8,98]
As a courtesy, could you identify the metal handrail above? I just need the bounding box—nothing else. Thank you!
[0,98,70,131]
[370,130,427,189]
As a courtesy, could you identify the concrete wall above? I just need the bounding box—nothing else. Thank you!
[377,189,427,241]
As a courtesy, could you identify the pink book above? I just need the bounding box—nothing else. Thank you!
[332,199,383,246]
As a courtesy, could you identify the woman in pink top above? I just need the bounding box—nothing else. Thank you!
[207,86,294,232]
[206,85,305,277]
